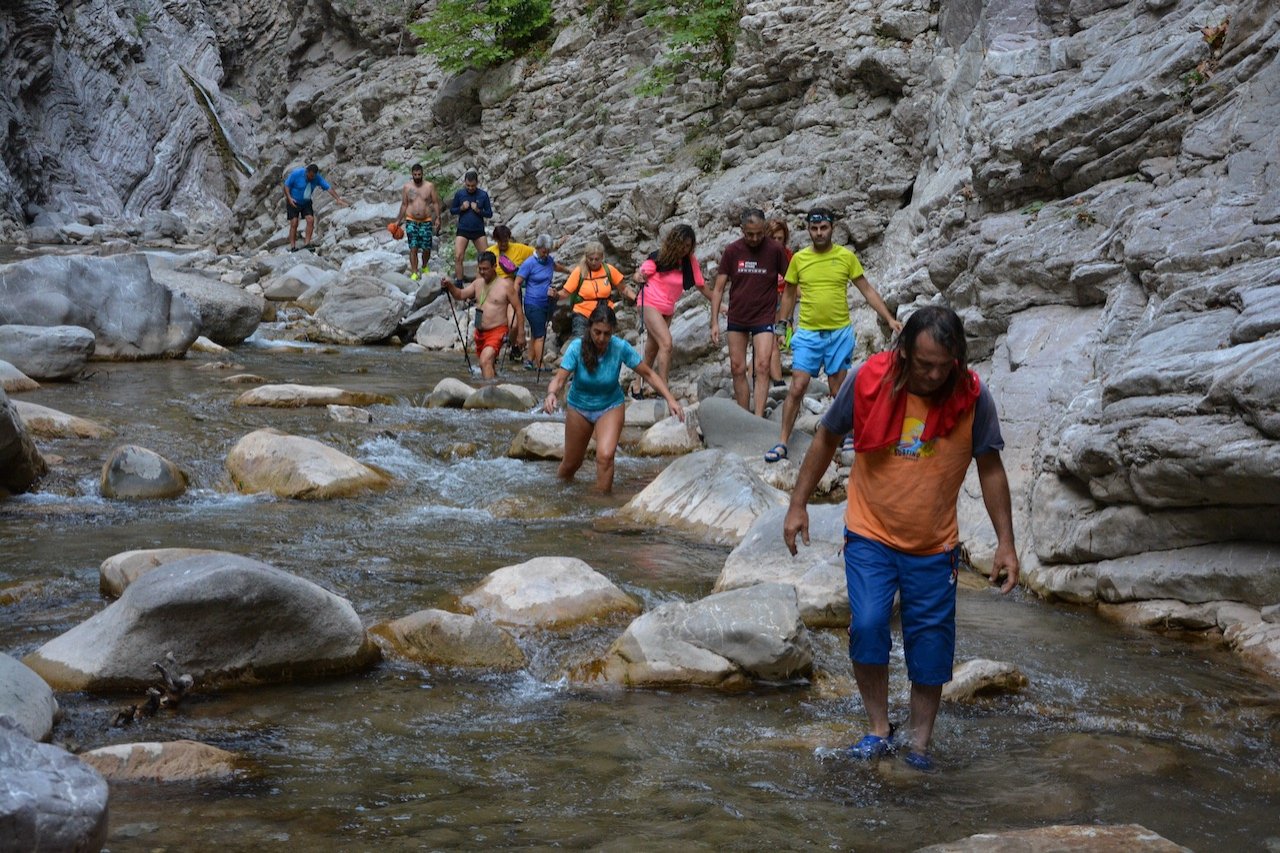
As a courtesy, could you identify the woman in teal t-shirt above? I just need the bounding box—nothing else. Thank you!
[543,304,682,494]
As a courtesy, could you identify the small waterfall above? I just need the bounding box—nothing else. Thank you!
[181,67,255,184]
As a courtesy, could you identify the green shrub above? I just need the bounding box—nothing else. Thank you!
[409,0,554,73]
[635,0,742,93]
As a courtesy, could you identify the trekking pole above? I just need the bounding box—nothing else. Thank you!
[442,288,474,373]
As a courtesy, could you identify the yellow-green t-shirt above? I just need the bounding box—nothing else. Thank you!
[784,244,864,330]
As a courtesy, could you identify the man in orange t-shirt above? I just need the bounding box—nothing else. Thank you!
[783,306,1019,772]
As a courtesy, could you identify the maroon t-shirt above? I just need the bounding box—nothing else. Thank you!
[719,237,789,328]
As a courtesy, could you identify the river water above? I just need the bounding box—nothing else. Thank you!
[2,339,1278,851]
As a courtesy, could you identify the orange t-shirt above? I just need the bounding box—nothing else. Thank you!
[562,264,623,318]
[845,393,977,555]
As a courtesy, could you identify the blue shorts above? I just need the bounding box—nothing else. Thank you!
[524,300,552,340]
[790,325,854,377]
[844,529,959,685]
[567,399,623,424]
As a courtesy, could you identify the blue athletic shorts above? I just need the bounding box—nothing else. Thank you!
[524,300,551,340]
[790,325,854,377]
[843,529,959,685]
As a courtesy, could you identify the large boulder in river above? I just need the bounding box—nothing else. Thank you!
[425,376,474,408]
[0,388,46,496]
[697,396,812,461]
[576,583,813,689]
[226,428,391,499]
[22,554,380,691]
[460,557,641,630]
[100,547,230,597]
[146,257,263,344]
[0,253,199,358]
[464,383,535,412]
[713,505,849,628]
[100,444,187,499]
[0,719,108,852]
[370,609,525,669]
[309,276,407,344]
[617,449,788,545]
[232,383,393,408]
[508,421,587,460]
[0,653,59,741]
[79,740,239,783]
[915,823,1192,852]
[262,263,337,301]
[0,324,94,381]
[12,400,112,439]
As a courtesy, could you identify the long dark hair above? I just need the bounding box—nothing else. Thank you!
[581,303,617,373]
[655,223,696,271]
[891,306,969,398]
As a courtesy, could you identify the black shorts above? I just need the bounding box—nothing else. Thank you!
[287,199,314,221]
[727,321,775,335]
[456,229,485,241]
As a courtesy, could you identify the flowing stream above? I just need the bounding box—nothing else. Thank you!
[3,339,1278,851]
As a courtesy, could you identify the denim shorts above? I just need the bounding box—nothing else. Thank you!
[844,529,959,685]
[524,300,552,340]
[790,325,854,377]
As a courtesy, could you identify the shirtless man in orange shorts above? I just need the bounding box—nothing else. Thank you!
[443,252,525,379]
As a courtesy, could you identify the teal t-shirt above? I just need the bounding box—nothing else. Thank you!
[562,336,642,412]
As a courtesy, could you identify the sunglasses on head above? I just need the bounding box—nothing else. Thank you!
[806,213,832,223]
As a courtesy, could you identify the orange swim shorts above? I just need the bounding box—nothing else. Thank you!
[475,324,508,354]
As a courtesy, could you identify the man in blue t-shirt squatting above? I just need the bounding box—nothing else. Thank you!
[282,163,349,252]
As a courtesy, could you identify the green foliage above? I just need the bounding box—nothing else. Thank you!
[133,10,150,37]
[1020,200,1046,217]
[409,0,553,73]
[635,0,743,95]
[693,144,720,173]
[544,153,569,171]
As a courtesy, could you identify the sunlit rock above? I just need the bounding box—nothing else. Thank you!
[148,257,263,345]
[370,609,525,669]
[624,398,668,428]
[0,719,108,852]
[634,409,702,456]
[99,547,230,597]
[463,383,535,412]
[12,400,112,439]
[326,404,372,424]
[189,336,230,355]
[0,389,46,496]
[941,659,1028,702]
[425,377,474,408]
[576,583,813,689]
[309,276,407,344]
[0,359,38,392]
[79,740,239,782]
[617,449,787,546]
[0,653,59,741]
[460,556,640,630]
[713,505,848,627]
[233,383,393,408]
[23,554,380,690]
[915,823,1191,852]
[226,428,391,499]
[0,324,94,381]
[1096,600,1220,631]
[507,421,585,460]
[100,444,187,500]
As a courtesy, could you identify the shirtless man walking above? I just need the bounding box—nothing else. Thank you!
[395,164,441,281]
[442,251,525,379]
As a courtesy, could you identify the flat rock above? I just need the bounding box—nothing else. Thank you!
[916,824,1192,852]
[233,383,393,408]
[713,504,849,627]
[0,719,108,853]
[0,653,59,741]
[326,404,372,424]
[941,658,1028,702]
[508,421,580,460]
[220,373,267,385]
[79,740,239,782]
[697,396,812,461]
[226,428,391,499]
[100,445,187,499]
[23,553,380,691]
[459,556,640,630]
[12,399,113,439]
[634,410,703,456]
[576,583,814,689]
[0,324,95,381]
[0,359,39,392]
[99,547,230,597]
[370,609,525,669]
[618,449,788,545]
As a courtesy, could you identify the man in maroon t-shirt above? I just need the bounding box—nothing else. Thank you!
[711,208,791,416]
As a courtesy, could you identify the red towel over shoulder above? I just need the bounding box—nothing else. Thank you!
[852,351,981,453]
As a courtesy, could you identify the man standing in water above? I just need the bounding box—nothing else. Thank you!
[442,251,524,379]
[710,208,790,417]
[395,164,441,281]
[765,207,900,462]
[449,170,493,285]
[783,306,1019,771]
[283,163,349,252]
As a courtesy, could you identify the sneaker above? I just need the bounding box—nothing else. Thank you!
[410,272,420,281]
[846,724,896,760]
[523,360,536,370]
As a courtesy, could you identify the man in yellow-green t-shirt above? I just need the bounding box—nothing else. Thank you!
[765,207,902,463]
